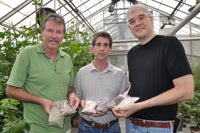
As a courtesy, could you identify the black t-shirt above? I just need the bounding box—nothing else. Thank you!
[128,35,192,120]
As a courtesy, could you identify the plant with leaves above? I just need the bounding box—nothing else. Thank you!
[0,24,93,132]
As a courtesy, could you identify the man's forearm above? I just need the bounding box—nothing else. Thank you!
[67,86,76,97]
[6,85,43,104]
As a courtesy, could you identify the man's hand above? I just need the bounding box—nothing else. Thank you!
[92,111,106,117]
[39,98,58,114]
[80,100,106,117]
[112,102,139,118]
[68,92,80,110]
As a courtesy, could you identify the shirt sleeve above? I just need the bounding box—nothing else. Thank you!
[7,50,29,88]
[165,36,192,79]
[74,70,83,99]
[119,70,130,94]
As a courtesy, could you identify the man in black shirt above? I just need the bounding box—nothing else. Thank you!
[112,4,194,133]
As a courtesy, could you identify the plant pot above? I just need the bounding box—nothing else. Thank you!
[181,115,191,127]
[190,126,200,133]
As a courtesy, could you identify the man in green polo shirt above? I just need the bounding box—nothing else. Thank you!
[6,13,80,133]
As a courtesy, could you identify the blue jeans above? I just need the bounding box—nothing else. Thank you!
[126,118,174,133]
[78,119,121,133]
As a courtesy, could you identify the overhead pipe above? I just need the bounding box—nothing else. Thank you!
[0,0,32,25]
[168,2,200,36]
[63,0,96,33]
[113,37,200,43]
[160,0,183,29]
[64,0,104,31]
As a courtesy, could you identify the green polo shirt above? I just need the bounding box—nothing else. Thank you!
[7,43,74,133]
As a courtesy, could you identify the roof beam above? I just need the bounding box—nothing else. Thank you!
[138,1,200,31]
[0,0,32,24]
[63,0,96,33]
[168,2,200,35]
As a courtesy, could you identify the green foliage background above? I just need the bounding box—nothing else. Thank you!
[0,24,93,132]
[178,61,200,129]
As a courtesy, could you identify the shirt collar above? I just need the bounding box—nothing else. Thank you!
[36,43,64,57]
[89,60,114,72]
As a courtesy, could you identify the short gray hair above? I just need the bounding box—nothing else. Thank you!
[41,13,66,33]
[126,4,152,21]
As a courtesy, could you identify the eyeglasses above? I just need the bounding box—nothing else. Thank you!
[128,14,149,25]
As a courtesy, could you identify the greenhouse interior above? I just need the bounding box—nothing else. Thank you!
[0,0,200,133]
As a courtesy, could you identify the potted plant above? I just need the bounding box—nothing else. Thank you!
[178,61,200,132]
[189,91,200,133]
